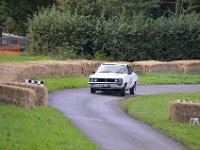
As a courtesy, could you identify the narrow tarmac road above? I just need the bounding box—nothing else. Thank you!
[49,85,200,150]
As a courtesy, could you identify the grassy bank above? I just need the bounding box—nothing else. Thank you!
[0,105,99,150]
[121,93,200,150]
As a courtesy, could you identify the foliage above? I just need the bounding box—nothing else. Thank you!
[56,0,159,17]
[187,0,200,13]
[121,93,200,150]
[27,7,94,58]
[0,0,54,35]
[28,8,200,60]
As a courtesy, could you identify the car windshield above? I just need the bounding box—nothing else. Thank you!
[96,64,127,74]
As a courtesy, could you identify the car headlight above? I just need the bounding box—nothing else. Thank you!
[115,79,123,84]
[90,78,98,82]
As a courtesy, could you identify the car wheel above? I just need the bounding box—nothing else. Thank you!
[91,88,96,94]
[130,82,136,95]
[120,87,126,96]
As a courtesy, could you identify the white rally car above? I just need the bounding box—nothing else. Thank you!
[88,63,138,96]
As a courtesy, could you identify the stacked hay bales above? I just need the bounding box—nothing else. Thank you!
[0,60,200,83]
[79,60,103,76]
[0,84,35,108]
[133,61,179,74]
[169,100,200,123]
[0,62,24,83]
[171,60,200,74]
[18,60,84,81]
[0,82,48,108]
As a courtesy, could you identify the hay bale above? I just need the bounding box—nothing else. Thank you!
[0,84,35,108]
[133,60,179,74]
[171,60,200,74]
[169,100,200,123]
[2,82,48,106]
[80,60,103,76]
[133,60,163,73]
[0,60,199,84]
[150,63,179,73]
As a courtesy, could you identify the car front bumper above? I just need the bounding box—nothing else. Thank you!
[88,82,124,90]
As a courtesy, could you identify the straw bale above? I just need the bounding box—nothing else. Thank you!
[128,63,143,74]
[169,101,200,123]
[2,82,48,106]
[149,63,179,73]
[0,84,35,108]
[170,60,200,74]
[0,60,199,84]
[80,60,103,76]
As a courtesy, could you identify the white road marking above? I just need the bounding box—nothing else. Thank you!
[67,115,121,123]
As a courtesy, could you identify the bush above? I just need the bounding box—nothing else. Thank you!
[27,8,200,61]
[27,6,95,58]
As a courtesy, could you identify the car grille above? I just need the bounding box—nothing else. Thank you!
[97,78,115,82]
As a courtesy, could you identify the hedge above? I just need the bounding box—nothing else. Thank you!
[27,7,200,61]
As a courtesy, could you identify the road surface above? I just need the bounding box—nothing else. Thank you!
[49,85,200,150]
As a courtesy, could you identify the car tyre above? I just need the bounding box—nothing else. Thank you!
[120,87,126,96]
[130,82,136,95]
[91,88,96,94]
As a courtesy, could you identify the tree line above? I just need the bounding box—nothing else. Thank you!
[1,0,200,61]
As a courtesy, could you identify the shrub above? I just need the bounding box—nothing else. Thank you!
[27,8,200,61]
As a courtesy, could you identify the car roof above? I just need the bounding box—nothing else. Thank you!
[102,63,128,66]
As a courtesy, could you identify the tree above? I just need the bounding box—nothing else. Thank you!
[0,0,54,35]
[56,0,160,18]
[187,0,200,13]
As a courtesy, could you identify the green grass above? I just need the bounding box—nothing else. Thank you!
[0,105,99,150]
[121,93,200,150]
[138,73,200,85]
[1,71,200,149]
[36,77,89,92]
[37,73,200,92]
[0,56,55,62]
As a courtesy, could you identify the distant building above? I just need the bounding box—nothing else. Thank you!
[0,33,28,50]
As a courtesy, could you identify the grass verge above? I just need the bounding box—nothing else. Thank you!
[0,105,99,150]
[37,73,200,92]
[36,76,88,92]
[138,73,200,85]
[120,93,200,150]
[1,73,199,149]
[0,56,55,62]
